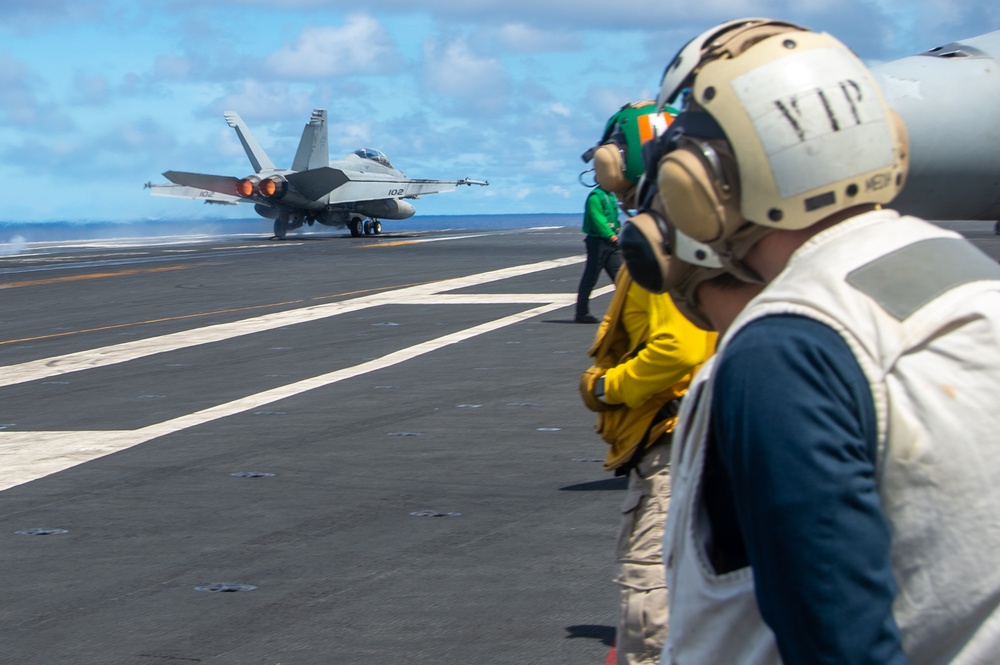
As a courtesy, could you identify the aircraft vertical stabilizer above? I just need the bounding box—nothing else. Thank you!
[291,109,329,172]
[224,111,276,174]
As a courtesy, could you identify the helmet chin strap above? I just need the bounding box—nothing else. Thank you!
[667,264,726,331]
[718,205,882,284]
[714,223,773,284]
[618,185,638,212]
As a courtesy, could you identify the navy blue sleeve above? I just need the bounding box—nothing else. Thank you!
[711,315,909,665]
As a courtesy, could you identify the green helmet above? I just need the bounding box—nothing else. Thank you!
[585,101,678,201]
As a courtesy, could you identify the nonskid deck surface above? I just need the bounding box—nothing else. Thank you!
[0,220,994,664]
[0,225,622,664]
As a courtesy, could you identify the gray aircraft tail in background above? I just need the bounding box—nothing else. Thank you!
[874,29,1000,228]
[148,109,488,239]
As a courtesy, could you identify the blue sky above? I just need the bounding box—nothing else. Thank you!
[1,0,997,223]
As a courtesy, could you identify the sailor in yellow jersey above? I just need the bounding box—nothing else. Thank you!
[580,265,715,664]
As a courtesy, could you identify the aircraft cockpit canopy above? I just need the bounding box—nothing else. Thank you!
[354,148,393,168]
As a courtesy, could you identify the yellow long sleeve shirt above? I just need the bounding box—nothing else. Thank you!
[583,267,718,470]
[602,282,716,409]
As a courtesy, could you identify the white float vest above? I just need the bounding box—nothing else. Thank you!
[662,210,1000,665]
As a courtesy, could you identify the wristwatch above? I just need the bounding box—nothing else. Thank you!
[594,376,608,403]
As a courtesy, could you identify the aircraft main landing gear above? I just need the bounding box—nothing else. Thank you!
[273,216,289,240]
[350,217,382,237]
[273,214,306,240]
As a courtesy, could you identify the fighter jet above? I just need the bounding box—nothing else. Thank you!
[148,109,488,239]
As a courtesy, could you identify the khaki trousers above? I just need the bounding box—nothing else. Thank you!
[614,437,671,665]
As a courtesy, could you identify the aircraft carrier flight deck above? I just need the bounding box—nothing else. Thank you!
[0,221,995,664]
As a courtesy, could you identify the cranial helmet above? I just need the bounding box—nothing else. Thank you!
[635,18,909,279]
[583,101,675,206]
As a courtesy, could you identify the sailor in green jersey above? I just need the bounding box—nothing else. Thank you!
[575,185,622,323]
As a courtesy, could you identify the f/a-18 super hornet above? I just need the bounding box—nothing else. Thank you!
[148,109,488,239]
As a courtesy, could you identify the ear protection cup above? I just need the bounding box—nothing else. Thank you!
[658,137,741,244]
[621,212,725,329]
[620,213,671,294]
[593,143,631,198]
[658,149,725,243]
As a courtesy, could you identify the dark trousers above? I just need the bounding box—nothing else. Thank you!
[576,235,622,318]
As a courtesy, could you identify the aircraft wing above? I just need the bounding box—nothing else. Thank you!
[300,169,488,204]
[146,181,243,205]
[156,166,488,207]
[396,177,490,198]
[163,171,242,197]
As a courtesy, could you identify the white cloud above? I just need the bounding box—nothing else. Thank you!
[547,103,572,118]
[527,159,564,173]
[493,23,581,53]
[265,14,400,79]
[333,121,375,152]
[0,54,72,130]
[154,54,194,80]
[209,80,313,123]
[1,1,101,31]
[583,86,643,123]
[421,38,510,108]
[2,0,998,222]
[73,73,112,104]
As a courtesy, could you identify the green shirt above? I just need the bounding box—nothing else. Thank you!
[582,187,620,239]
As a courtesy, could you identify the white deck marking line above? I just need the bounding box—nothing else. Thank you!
[0,257,611,491]
[360,231,514,247]
[0,255,584,389]
[0,228,514,256]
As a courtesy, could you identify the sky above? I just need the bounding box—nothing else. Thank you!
[0,0,997,224]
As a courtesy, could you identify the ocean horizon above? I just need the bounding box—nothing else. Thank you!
[0,213,582,245]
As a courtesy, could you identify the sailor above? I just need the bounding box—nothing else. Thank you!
[580,100,717,665]
[621,18,1000,664]
[575,184,623,323]
[580,262,715,664]
[576,102,675,324]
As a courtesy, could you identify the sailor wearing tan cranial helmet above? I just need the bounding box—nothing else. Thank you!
[629,18,1000,665]
[625,18,909,283]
